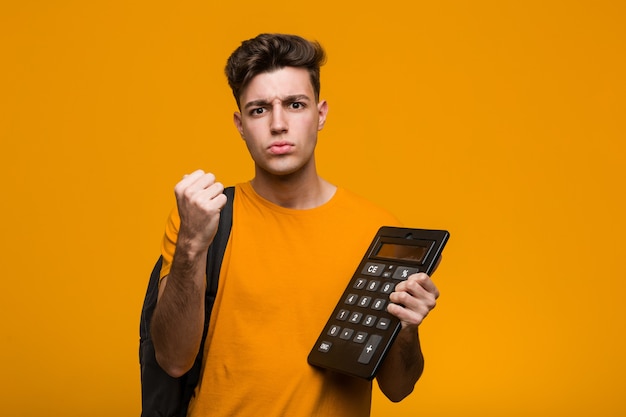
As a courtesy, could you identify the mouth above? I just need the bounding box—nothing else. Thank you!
[268,141,294,155]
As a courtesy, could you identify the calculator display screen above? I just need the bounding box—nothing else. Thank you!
[375,243,428,263]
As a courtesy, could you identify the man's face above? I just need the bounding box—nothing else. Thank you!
[234,66,328,180]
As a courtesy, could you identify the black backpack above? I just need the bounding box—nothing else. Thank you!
[139,186,235,417]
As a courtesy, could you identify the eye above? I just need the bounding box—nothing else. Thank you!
[250,107,265,116]
[290,102,305,110]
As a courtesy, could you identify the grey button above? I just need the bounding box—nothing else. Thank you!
[358,335,383,364]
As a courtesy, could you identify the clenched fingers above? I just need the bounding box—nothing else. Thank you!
[175,170,226,212]
[387,273,439,327]
[174,170,227,247]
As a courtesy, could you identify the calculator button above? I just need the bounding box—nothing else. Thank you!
[366,280,381,292]
[358,296,372,308]
[349,312,363,324]
[340,328,355,339]
[358,335,383,364]
[327,325,341,337]
[392,267,419,280]
[354,332,368,343]
[353,278,367,289]
[361,262,385,276]
[363,315,377,327]
[371,299,387,311]
[318,341,332,353]
[345,294,358,305]
[336,309,350,321]
[380,282,395,294]
[376,318,391,330]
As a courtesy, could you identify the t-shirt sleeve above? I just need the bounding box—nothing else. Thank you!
[159,206,180,280]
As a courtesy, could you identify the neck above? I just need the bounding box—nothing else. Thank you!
[250,170,336,209]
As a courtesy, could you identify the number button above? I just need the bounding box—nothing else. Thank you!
[336,309,350,321]
[327,325,341,337]
[345,294,358,305]
[349,312,363,324]
[366,280,381,291]
[363,315,377,327]
[354,278,367,290]
[358,296,372,308]
[380,282,395,294]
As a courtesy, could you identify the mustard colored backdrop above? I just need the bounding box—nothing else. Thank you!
[1,1,624,416]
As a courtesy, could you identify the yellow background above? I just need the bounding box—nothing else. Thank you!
[1,1,624,416]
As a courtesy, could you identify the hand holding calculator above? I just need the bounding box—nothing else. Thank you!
[307,226,449,380]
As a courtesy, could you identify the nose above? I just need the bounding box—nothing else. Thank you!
[270,105,288,134]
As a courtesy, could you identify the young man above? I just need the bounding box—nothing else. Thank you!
[151,33,440,417]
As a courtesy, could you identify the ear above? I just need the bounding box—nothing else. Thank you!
[317,100,328,131]
[233,112,244,138]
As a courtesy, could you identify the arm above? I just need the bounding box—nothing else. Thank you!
[376,272,439,402]
[151,170,227,377]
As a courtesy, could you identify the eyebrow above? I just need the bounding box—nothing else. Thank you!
[243,94,311,109]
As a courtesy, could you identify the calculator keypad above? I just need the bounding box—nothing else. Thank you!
[308,226,449,380]
[315,262,419,366]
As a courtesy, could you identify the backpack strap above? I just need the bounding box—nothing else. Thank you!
[140,186,235,417]
[179,185,235,416]
[206,185,235,302]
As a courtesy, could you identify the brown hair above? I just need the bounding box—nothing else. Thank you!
[225,33,326,109]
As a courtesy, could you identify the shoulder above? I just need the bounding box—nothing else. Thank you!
[337,188,399,216]
[333,187,402,226]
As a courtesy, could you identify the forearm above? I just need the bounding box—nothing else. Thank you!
[376,327,424,402]
[151,240,208,378]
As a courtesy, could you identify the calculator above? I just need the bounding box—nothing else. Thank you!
[307,226,449,380]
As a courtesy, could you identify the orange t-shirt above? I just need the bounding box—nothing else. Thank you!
[160,182,400,417]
